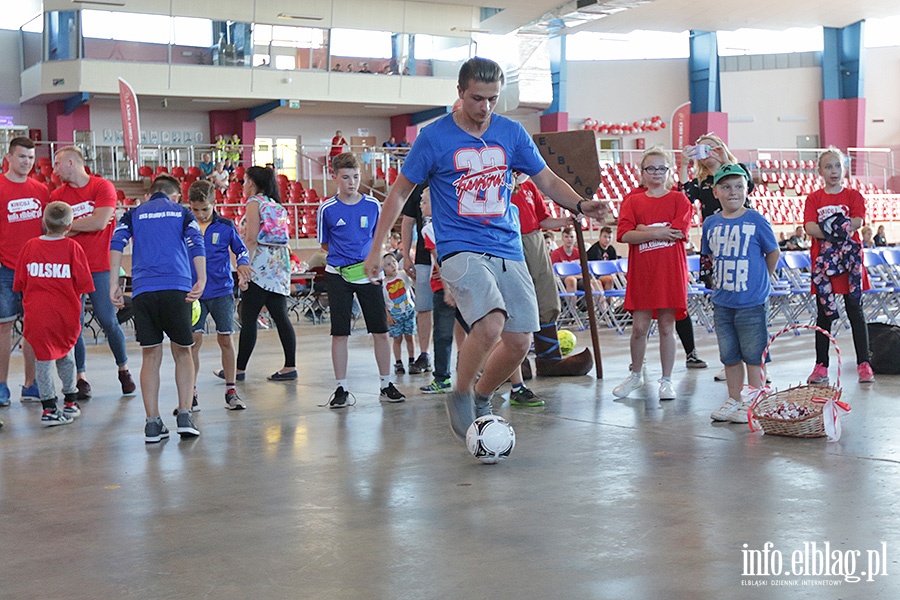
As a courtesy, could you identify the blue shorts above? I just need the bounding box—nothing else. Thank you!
[0,265,22,323]
[413,264,434,312]
[714,302,769,366]
[388,309,416,338]
[193,294,236,334]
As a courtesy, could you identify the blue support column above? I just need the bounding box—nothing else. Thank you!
[546,29,566,115]
[248,99,286,121]
[822,21,865,100]
[688,30,720,114]
[64,93,90,115]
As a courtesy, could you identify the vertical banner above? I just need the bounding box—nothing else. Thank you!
[118,78,141,163]
[671,101,691,167]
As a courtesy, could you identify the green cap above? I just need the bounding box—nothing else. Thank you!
[713,163,749,185]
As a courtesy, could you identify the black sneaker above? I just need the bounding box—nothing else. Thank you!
[76,379,92,401]
[408,353,431,375]
[394,360,406,375]
[380,383,406,403]
[176,411,200,438]
[144,419,170,443]
[329,386,350,409]
[509,386,544,407]
[118,370,137,395]
[685,351,708,369]
[172,392,200,416]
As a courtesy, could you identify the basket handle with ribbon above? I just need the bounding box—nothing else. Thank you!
[747,324,851,441]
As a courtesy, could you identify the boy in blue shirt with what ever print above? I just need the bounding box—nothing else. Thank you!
[317,152,405,408]
[701,164,780,425]
[186,180,251,413]
[110,175,206,443]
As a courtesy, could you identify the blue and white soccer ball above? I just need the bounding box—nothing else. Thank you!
[466,415,516,464]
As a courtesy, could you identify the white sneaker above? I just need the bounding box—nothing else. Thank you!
[658,378,676,401]
[710,398,742,422]
[714,368,727,382]
[613,372,644,398]
[728,400,754,424]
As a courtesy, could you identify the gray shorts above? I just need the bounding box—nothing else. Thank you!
[439,252,539,334]
[413,263,434,312]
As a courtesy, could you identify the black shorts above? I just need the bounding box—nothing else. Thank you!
[324,271,388,337]
[133,290,195,347]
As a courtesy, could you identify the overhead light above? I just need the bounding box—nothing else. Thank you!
[363,105,398,109]
[451,27,490,34]
[191,99,232,104]
[277,13,324,21]
[71,0,127,6]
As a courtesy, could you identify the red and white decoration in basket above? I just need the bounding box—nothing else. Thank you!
[747,324,852,442]
[582,115,667,136]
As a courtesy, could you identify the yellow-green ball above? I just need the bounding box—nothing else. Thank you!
[558,329,576,356]
[191,300,201,327]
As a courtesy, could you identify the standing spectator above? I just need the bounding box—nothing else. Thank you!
[679,133,754,220]
[215,134,228,162]
[233,166,297,381]
[702,165,780,423]
[400,184,433,374]
[362,57,606,440]
[613,146,691,402]
[109,175,206,442]
[52,146,135,398]
[14,202,94,426]
[329,130,349,161]
[0,137,48,405]
[804,147,874,384]
[197,153,214,179]
[318,152,404,407]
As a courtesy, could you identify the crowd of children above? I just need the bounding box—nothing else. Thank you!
[0,122,881,441]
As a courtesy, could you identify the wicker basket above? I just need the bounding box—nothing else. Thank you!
[748,325,843,438]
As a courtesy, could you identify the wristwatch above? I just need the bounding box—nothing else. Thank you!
[576,199,585,215]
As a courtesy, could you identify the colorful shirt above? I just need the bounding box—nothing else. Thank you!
[13,237,94,360]
[382,274,415,316]
[51,175,118,273]
[803,187,870,294]
[0,175,50,270]
[401,112,547,262]
[701,209,778,308]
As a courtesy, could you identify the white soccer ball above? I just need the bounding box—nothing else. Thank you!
[466,415,516,464]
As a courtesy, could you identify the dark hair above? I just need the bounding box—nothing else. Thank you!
[150,174,181,198]
[188,180,215,204]
[562,226,575,235]
[600,226,613,235]
[8,137,35,153]
[458,57,504,90]
[245,165,281,203]
[332,152,361,172]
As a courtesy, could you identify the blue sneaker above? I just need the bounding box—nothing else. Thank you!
[0,382,10,407]
[21,383,40,403]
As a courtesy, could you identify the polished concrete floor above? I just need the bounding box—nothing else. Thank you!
[1,319,899,600]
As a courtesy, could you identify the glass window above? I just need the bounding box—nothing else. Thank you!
[331,28,392,59]
[865,16,900,48]
[21,13,43,69]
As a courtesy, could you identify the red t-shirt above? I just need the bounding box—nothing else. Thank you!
[510,180,551,235]
[550,245,579,264]
[421,222,443,292]
[13,237,94,361]
[0,175,50,270]
[617,190,691,315]
[51,176,118,273]
[803,188,870,294]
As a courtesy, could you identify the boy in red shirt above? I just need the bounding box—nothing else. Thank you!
[13,202,94,426]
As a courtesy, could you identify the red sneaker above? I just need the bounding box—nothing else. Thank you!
[807,363,829,384]
[858,362,875,383]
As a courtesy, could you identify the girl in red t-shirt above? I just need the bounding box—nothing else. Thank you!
[614,147,691,401]
[803,147,874,384]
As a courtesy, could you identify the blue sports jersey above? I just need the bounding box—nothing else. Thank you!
[701,209,779,308]
[111,192,205,297]
[317,194,381,267]
[190,212,250,300]
[401,113,547,262]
